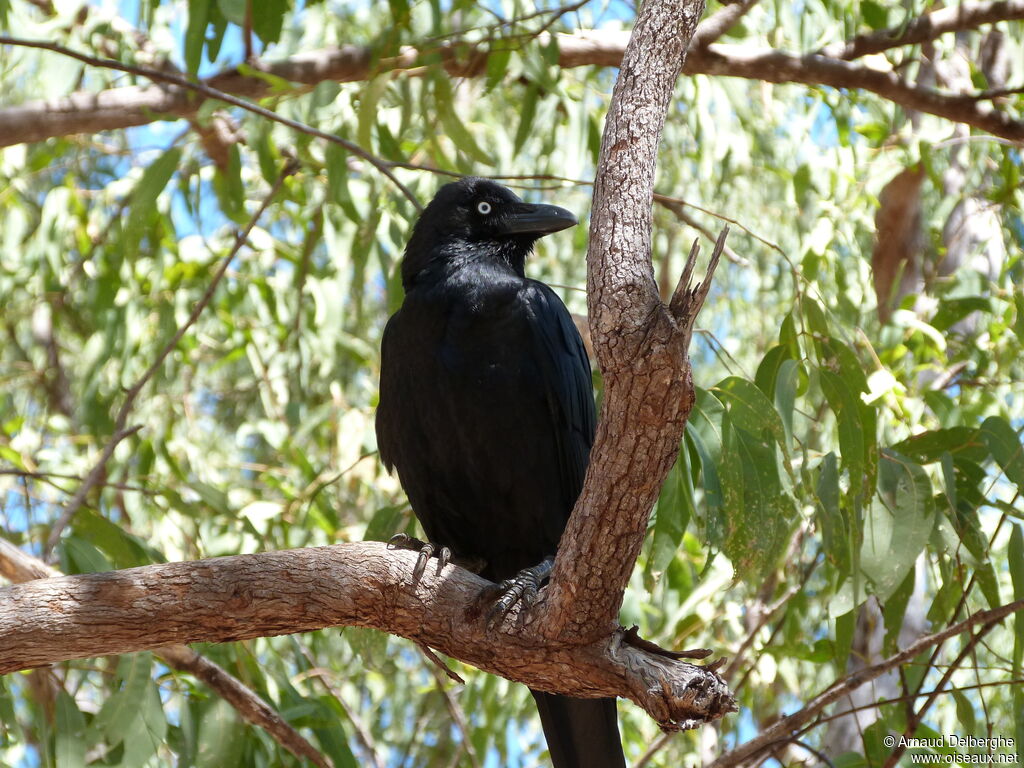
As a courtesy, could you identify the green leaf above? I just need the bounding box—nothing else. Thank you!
[816,452,850,573]
[793,163,812,208]
[216,0,246,25]
[861,450,933,602]
[185,0,211,75]
[56,691,87,768]
[251,0,287,44]
[485,47,513,93]
[754,344,791,400]
[686,389,726,547]
[980,416,1024,490]
[513,82,539,154]
[819,369,867,492]
[364,504,406,541]
[357,76,391,154]
[96,654,154,746]
[63,535,113,574]
[719,419,793,578]
[882,567,915,653]
[774,360,800,445]
[121,682,167,765]
[1011,524,1024,675]
[712,376,786,445]
[434,76,494,166]
[861,0,889,29]
[124,147,181,257]
[212,144,244,222]
[648,449,695,581]
[892,426,989,465]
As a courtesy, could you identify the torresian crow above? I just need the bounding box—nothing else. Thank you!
[376,177,625,767]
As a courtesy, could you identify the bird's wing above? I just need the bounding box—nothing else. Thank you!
[519,281,596,508]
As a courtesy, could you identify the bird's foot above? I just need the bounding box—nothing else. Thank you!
[387,533,451,580]
[475,556,555,627]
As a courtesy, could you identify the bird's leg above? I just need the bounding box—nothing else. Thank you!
[387,533,452,579]
[478,556,555,626]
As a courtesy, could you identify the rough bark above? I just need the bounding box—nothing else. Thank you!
[0,539,332,768]
[530,0,709,644]
[0,542,734,730]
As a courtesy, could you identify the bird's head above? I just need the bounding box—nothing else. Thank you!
[401,177,577,289]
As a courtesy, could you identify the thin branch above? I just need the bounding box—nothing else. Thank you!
[0,468,154,495]
[156,645,333,768]
[0,36,421,209]
[818,0,1024,60]
[0,539,332,768]
[658,198,750,266]
[42,159,299,559]
[706,598,1024,768]
[690,0,761,48]
[425,662,483,768]
[688,44,1024,143]
[812,678,1024,727]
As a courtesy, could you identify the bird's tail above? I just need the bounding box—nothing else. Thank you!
[530,690,626,768]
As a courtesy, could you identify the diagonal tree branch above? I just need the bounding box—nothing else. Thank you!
[687,44,1024,141]
[0,539,332,768]
[0,542,735,730]
[818,0,1024,60]
[706,598,1024,768]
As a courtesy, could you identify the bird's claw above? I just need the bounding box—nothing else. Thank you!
[387,534,451,580]
[482,557,555,628]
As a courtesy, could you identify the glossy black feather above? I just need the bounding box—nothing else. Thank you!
[376,178,623,768]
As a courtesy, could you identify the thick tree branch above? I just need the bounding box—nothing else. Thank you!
[0,542,735,730]
[0,539,332,768]
[3,13,1023,149]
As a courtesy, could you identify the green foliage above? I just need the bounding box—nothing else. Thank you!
[2,0,1023,765]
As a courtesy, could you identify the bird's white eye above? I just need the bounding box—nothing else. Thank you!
[476,201,492,215]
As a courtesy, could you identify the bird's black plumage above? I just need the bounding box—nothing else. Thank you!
[375,178,624,768]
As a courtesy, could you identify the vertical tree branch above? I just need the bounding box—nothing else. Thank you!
[541,0,710,642]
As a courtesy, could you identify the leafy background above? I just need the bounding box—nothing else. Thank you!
[0,0,1022,766]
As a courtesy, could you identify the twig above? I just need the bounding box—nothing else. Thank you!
[42,159,299,559]
[417,642,466,685]
[881,618,1003,768]
[812,678,1024,727]
[691,0,762,48]
[0,469,154,495]
[157,645,333,768]
[425,660,482,768]
[657,198,750,266]
[0,36,421,210]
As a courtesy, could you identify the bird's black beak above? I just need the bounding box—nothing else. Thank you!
[497,203,578,236]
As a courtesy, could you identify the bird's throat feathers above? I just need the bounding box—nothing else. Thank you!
[401,237,534,291]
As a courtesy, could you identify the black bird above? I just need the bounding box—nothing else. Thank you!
[376,178,625,768]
